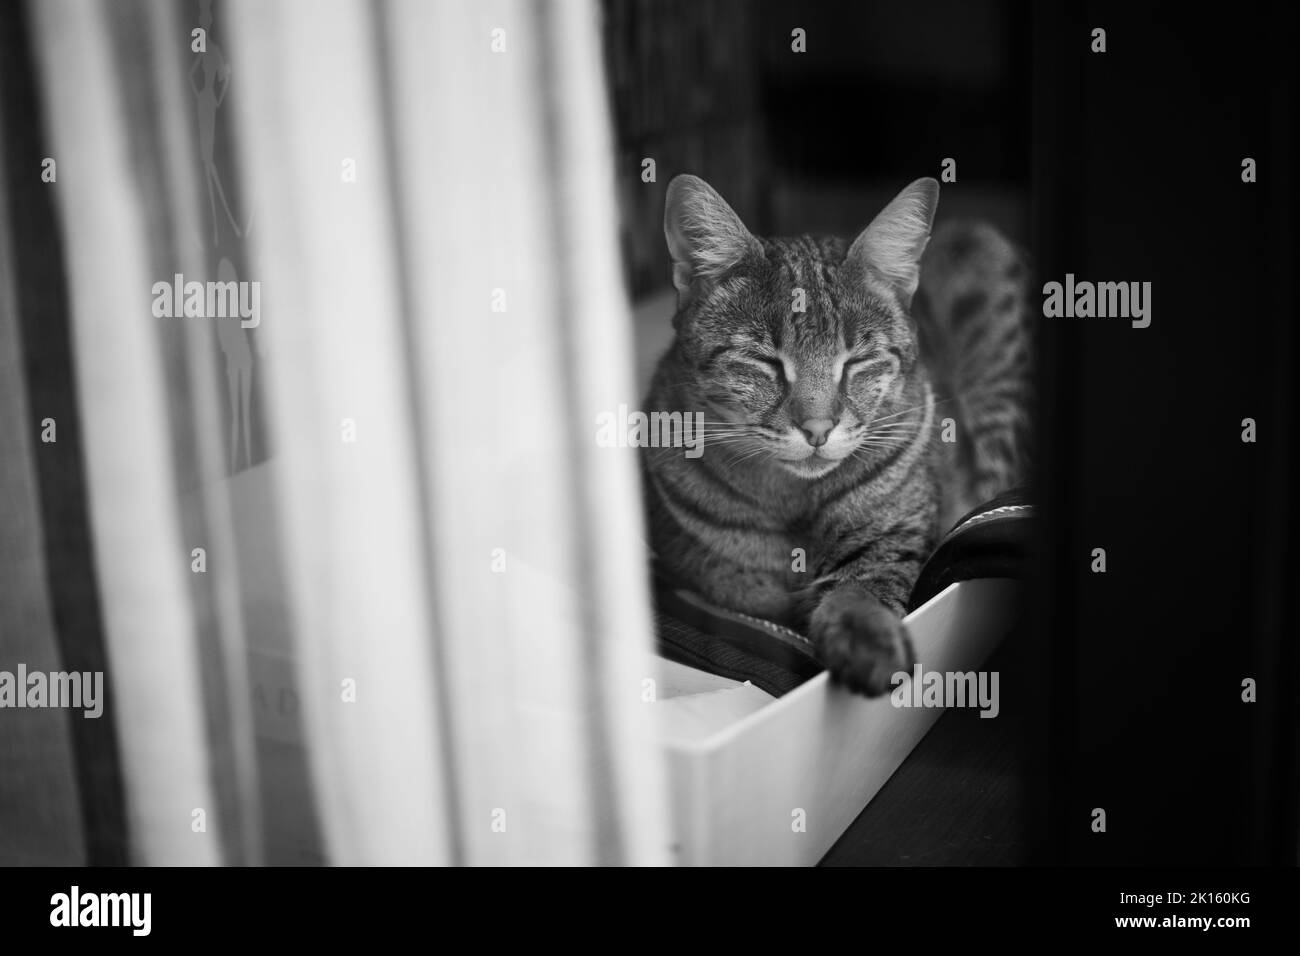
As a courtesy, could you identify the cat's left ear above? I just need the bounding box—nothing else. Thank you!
[664,174,762,302]
[846,178,939,308]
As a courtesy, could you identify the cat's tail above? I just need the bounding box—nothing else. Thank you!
[914,220,1034,530]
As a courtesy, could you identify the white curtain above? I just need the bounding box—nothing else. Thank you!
[30,0,230,866]
[18,0,669,866]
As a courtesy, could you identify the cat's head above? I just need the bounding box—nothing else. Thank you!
[663,174,938,479]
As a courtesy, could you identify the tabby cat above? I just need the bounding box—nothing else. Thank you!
[642,174,1031,696]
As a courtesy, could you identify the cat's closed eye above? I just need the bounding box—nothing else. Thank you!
[732,352,785,381]
[842,350,899,383]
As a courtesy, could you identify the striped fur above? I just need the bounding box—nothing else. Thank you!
[914,220,1034,530]
[645,176,1030,695]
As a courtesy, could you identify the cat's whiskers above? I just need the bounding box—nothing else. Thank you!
[852,437,917,454]
[866,396,953,427]
[864,426,921,437]
[729,445,774,467]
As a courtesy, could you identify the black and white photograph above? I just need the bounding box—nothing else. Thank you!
[0,0,1296,934]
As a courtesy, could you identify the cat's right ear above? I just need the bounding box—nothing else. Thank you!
[664,175,762,303]
[846,177,940,309]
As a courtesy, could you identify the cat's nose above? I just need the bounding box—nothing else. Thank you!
[799,418,835,448]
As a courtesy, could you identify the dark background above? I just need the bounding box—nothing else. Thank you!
[603,0,1031,298]
[1029,0,1297,867]
[602,0,1299,865]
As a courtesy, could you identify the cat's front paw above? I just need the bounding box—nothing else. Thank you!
[810,588,915,697]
